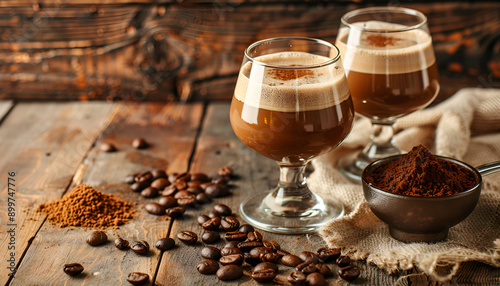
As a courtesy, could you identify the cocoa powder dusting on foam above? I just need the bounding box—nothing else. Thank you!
[366,35,400,48]
[37,184,136,228]
[270,68,315,81]
[366,145,477,197]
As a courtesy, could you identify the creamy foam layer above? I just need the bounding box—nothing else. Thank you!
[234,51,350,112]
[336,21,435,74]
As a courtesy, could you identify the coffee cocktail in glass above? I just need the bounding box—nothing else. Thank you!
[336,7,440,181]
[230,37,355,233]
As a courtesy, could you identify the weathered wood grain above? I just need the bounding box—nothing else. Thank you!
[10,102,204,285]
[0,100,14,122]
[0,102,113,285]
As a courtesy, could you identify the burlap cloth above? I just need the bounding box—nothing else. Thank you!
[310,88,500,281]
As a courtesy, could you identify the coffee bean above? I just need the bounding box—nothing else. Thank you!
[191,173,210,182]
[100,142,116,152]
[218,166,233,177]
[219,254,244,266]
[141,187,159,198]
[151,178,170,190]
[224,241,240,248]
[213,204,232,216]
[63,263,84,276]
[252,268,277,283]
[263,240,281,251]
[202,217,221,230]
[186,186,203,195]
[205,183,229,198]
[238,224,254,234]
[260,252,281,264]
[125,174,137,184]
[225,231,247,242]
[158,196,178,208]
[336,255,351,267]
[295,262,318,275]
[247,230,263,242]
[130,240,150,254]
[176,194,196,207]
[195,193,211,204]
[86,230,107,246]
[171,172,190,183]
[201,246,221,260]
[114,237,129,250]
[338,265,360,282]
[237,241,263,252]
[151,169,168,180]
[317,247,341,262]
[207,210,222,218]
[202,230,220,244]
[161,185,178,197]
[216,265,243,281]
[299,251,319,264]
[213,175,230,185]
[196,214,209,226]
[132,137,148,149]
[145,202,165,215]
[200,182,212,190]
[287,270,306,285]
[221,247,242,257]
[177,230,197,245]
[165,206,185,218]
[126,272,149,285]
[220,216,240,232]
[135,171,153,183]
[254,262,279,272]
[281,254,303,267]
[316,263,333,278]
[130,181,150,193]
[306,272,326,286]
[174,190,191,199]
[155,237,175,251]
[197,259,219,275]
[249,247,273,261]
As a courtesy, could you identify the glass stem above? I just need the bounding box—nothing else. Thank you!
[360,123,400,161]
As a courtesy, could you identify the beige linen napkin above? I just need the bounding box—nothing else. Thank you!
[310,88,500,281]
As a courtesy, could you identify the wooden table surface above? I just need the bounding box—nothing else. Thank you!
[1,100,499,285]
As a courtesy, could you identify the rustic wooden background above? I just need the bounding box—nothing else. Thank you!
[0,0,499,102]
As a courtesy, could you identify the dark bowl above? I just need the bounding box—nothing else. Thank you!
[362,155,482,243]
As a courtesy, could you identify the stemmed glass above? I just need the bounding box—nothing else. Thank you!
[230,37,355,233]
[336,7,440,181]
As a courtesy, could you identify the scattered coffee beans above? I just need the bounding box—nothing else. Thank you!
[216,264,243,281]
[100,142,116,152]
[177,230,197,245]
[141,187,159,198]
[202,217,221,230]
[281,254,303,267]
[336,255,351,267]
[114,237,129,250]
[306,272,326,286]
[63,263,84,276]
[155,237,175,251]
[86,230,107,246]
[165,206,185,218]
[197,259,219,275]
[317,247,341,262]
[252,268,277,283]
[219,254,244,266]
[132,138,148,149]
[213,204,232,216]
[338,265,361,281]
[287,270,306,285]
[130,240,150,254]
[201,246,221,260]
[299,251,319,264]
[316,263,333,277]
[144,202,165,215]
[201,230,220,244]
[220,216,240,232]
[238,224,254,234]
[126,272,149,285]
[221,247,242,257]
[197,214,210,226]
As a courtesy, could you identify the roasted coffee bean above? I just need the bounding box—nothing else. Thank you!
[144,202,165,215]
[172,172,190,182]
[225,231,248,242]
[197,214,210,225]
[176,194,196,207]
[155,237,175,251]
[141,187,159,198]
[213,175,230,185]
[205,183,229,198]
[151,178,170,190]
[237,241,263,252]
[249,247,273,260]
[220,216,240,232]
[252,268,277,283]
[317,247,341,262]
[172,180,188,190]
[174,190,191,199]
[177,230,197,245]
[299,251,319,264]
[218,166,233,177]
[261,252,281,264]
[213,204,232,216]
[168,173,178,183]
[238,224,254,234]
[195,193,211,204]
[221,246,243,256]
[287,270,306,285]
[86,230,107,246]
[165,206,185,218]
[219,254,244,266]
[245,253,262,267]
[295,262,318,275]
[197,259,219,275]
[207,210,222,218]
[135,171,153,183]
[100,142,116,152]
[63,263,84,276]
[216,265,243,281]
[158,196,177,208]
[262,240,281,251]
[161,185,178,196]
[132,137,148,149]
[186,186,203,195]
[276,249,291,256]
[336,255,351,267]
[254,262,279,272]
[187,180,202,188]
[281,254,303,267]
[200,182,212,190]
[247,230,263,242]
[191,172,210,182]
[126,272,149,285]
[202,230,220,244]
[224,241,240,248]
[201,245,221,260]
[316,263,333,278]
[151,169,168,180]
[338,265,360,282]
[125,174,137,184]
[130,181,150,193]
[130,240,150,254]
[114,237,129,250]
[306,272,326,286]
[202,217,221,230]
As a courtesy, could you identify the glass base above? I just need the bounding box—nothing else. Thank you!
[337,153,370,182]
[240,191,344,234]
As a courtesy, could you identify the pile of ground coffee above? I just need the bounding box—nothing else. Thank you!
[37,184,136,228]
[365,145,477,197]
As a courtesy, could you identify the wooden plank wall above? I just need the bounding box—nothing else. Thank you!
[0,1,499,102]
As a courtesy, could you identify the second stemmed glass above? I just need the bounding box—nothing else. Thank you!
[336,7,440,181]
